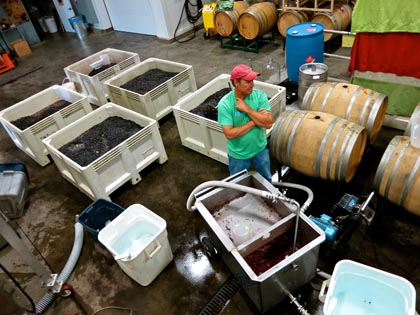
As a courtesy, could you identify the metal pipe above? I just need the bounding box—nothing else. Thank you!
[0,211,54,286]
[324,29,356,36]
[272,181,313,212]
[288,292,311,315]
[324,53,351,60]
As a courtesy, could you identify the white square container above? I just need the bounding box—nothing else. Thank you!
[42,103,168,201]
[0,163,29,219]
[0,85,92,166]
[173,74,286,164]
[64,48,141,105]
[323,259,416,315]
[98,204,173,286]
[105,58,197,121]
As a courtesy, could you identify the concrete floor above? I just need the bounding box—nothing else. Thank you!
[0,28,419,315]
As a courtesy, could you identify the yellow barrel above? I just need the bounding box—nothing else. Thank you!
[214,1,249,37]
[311,4,352,42]
[277,10,310,37]
[301,82,388,145]
[373,136,420,216]
[238,2,278,40]
[270,110,367,182]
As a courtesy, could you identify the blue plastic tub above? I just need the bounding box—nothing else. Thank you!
[77,199,125,240]
[285,22,324,82]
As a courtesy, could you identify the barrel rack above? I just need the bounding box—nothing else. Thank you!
[281,0,335,12]
[220,33,276,53]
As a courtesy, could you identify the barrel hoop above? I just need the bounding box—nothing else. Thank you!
[358,89,375,127]
[373,136,400,189]
[384,139,410,198]
[339,123,365,181]
[302,84,314,108]
[325,118,348,180]
[345,85,363,120]
[400,148,420,207]
[320,82,337,112]
[366,93,387,134]
[246,11,264,34]
[286,111,306,165]
[316,116,340,178]
[273,111,294,163]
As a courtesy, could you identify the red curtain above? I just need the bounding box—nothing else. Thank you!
[348,32,420,79]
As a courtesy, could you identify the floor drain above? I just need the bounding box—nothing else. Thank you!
[198,275,241,315]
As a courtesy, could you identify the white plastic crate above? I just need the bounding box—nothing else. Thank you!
[64,48,141,106]
[0,85,92,166]
[173,74,286,164]
[105,58,197,121]
[42,103,168,201]
[0,163,29,219]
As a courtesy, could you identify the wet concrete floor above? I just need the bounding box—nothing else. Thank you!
[0,29,419,315]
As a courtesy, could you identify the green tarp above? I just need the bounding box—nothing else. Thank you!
[351,77,420,116]
[351,0,420,33]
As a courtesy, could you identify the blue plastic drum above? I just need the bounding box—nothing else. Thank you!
[286,22,324,82]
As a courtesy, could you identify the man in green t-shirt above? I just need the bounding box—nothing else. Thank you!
[218,64,273,182]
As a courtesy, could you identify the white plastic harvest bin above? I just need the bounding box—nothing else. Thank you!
[98,204,173,286]
[173,74,286,164]
[105,57,197,121]
[323,259,416,315]
[0,85,91,166]
[64,48,141,105]
[42,103,168,201]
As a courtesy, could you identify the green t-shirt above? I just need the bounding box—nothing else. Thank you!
[218,89,271,159]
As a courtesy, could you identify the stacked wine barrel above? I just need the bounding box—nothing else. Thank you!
[270,82,388,183]
[277,3,353,42]
[215,2,279,40]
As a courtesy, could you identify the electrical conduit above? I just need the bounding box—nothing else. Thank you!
[35,222,84,314]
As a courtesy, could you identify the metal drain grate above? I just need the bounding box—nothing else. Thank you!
[198,276,242,315]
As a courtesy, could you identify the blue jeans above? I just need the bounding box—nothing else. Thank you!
[228,147,272,182]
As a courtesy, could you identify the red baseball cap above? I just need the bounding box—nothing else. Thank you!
[230,64,260,81]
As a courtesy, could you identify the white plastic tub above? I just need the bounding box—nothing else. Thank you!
[42,103,168,201]
[323,259,416,315]
[105,58,197,121]
[0,85,92,166]
[173,74,286,164]
[64,48,141,105]
[98,204,173,286]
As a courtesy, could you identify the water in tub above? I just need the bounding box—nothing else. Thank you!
[112,220,159,259]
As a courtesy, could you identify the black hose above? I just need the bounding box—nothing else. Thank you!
[174,0,203,43]
[0,263,36,313]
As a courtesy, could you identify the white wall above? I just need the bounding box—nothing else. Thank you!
[151,0,205,40]
[91,0,112,30]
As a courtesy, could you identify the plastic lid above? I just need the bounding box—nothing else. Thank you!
[69,16,83,23]
[286,22,324,37]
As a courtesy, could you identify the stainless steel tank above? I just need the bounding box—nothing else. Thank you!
[192,171,325,313]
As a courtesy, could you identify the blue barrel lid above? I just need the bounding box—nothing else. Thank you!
[286,22,324,37]
[69,16,83,23]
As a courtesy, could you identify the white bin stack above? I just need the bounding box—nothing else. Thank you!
[64,48,141,105]
[105,58,197,121]
[0,85,91,166]
[42,103,168,201]
[173,74,286,164]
